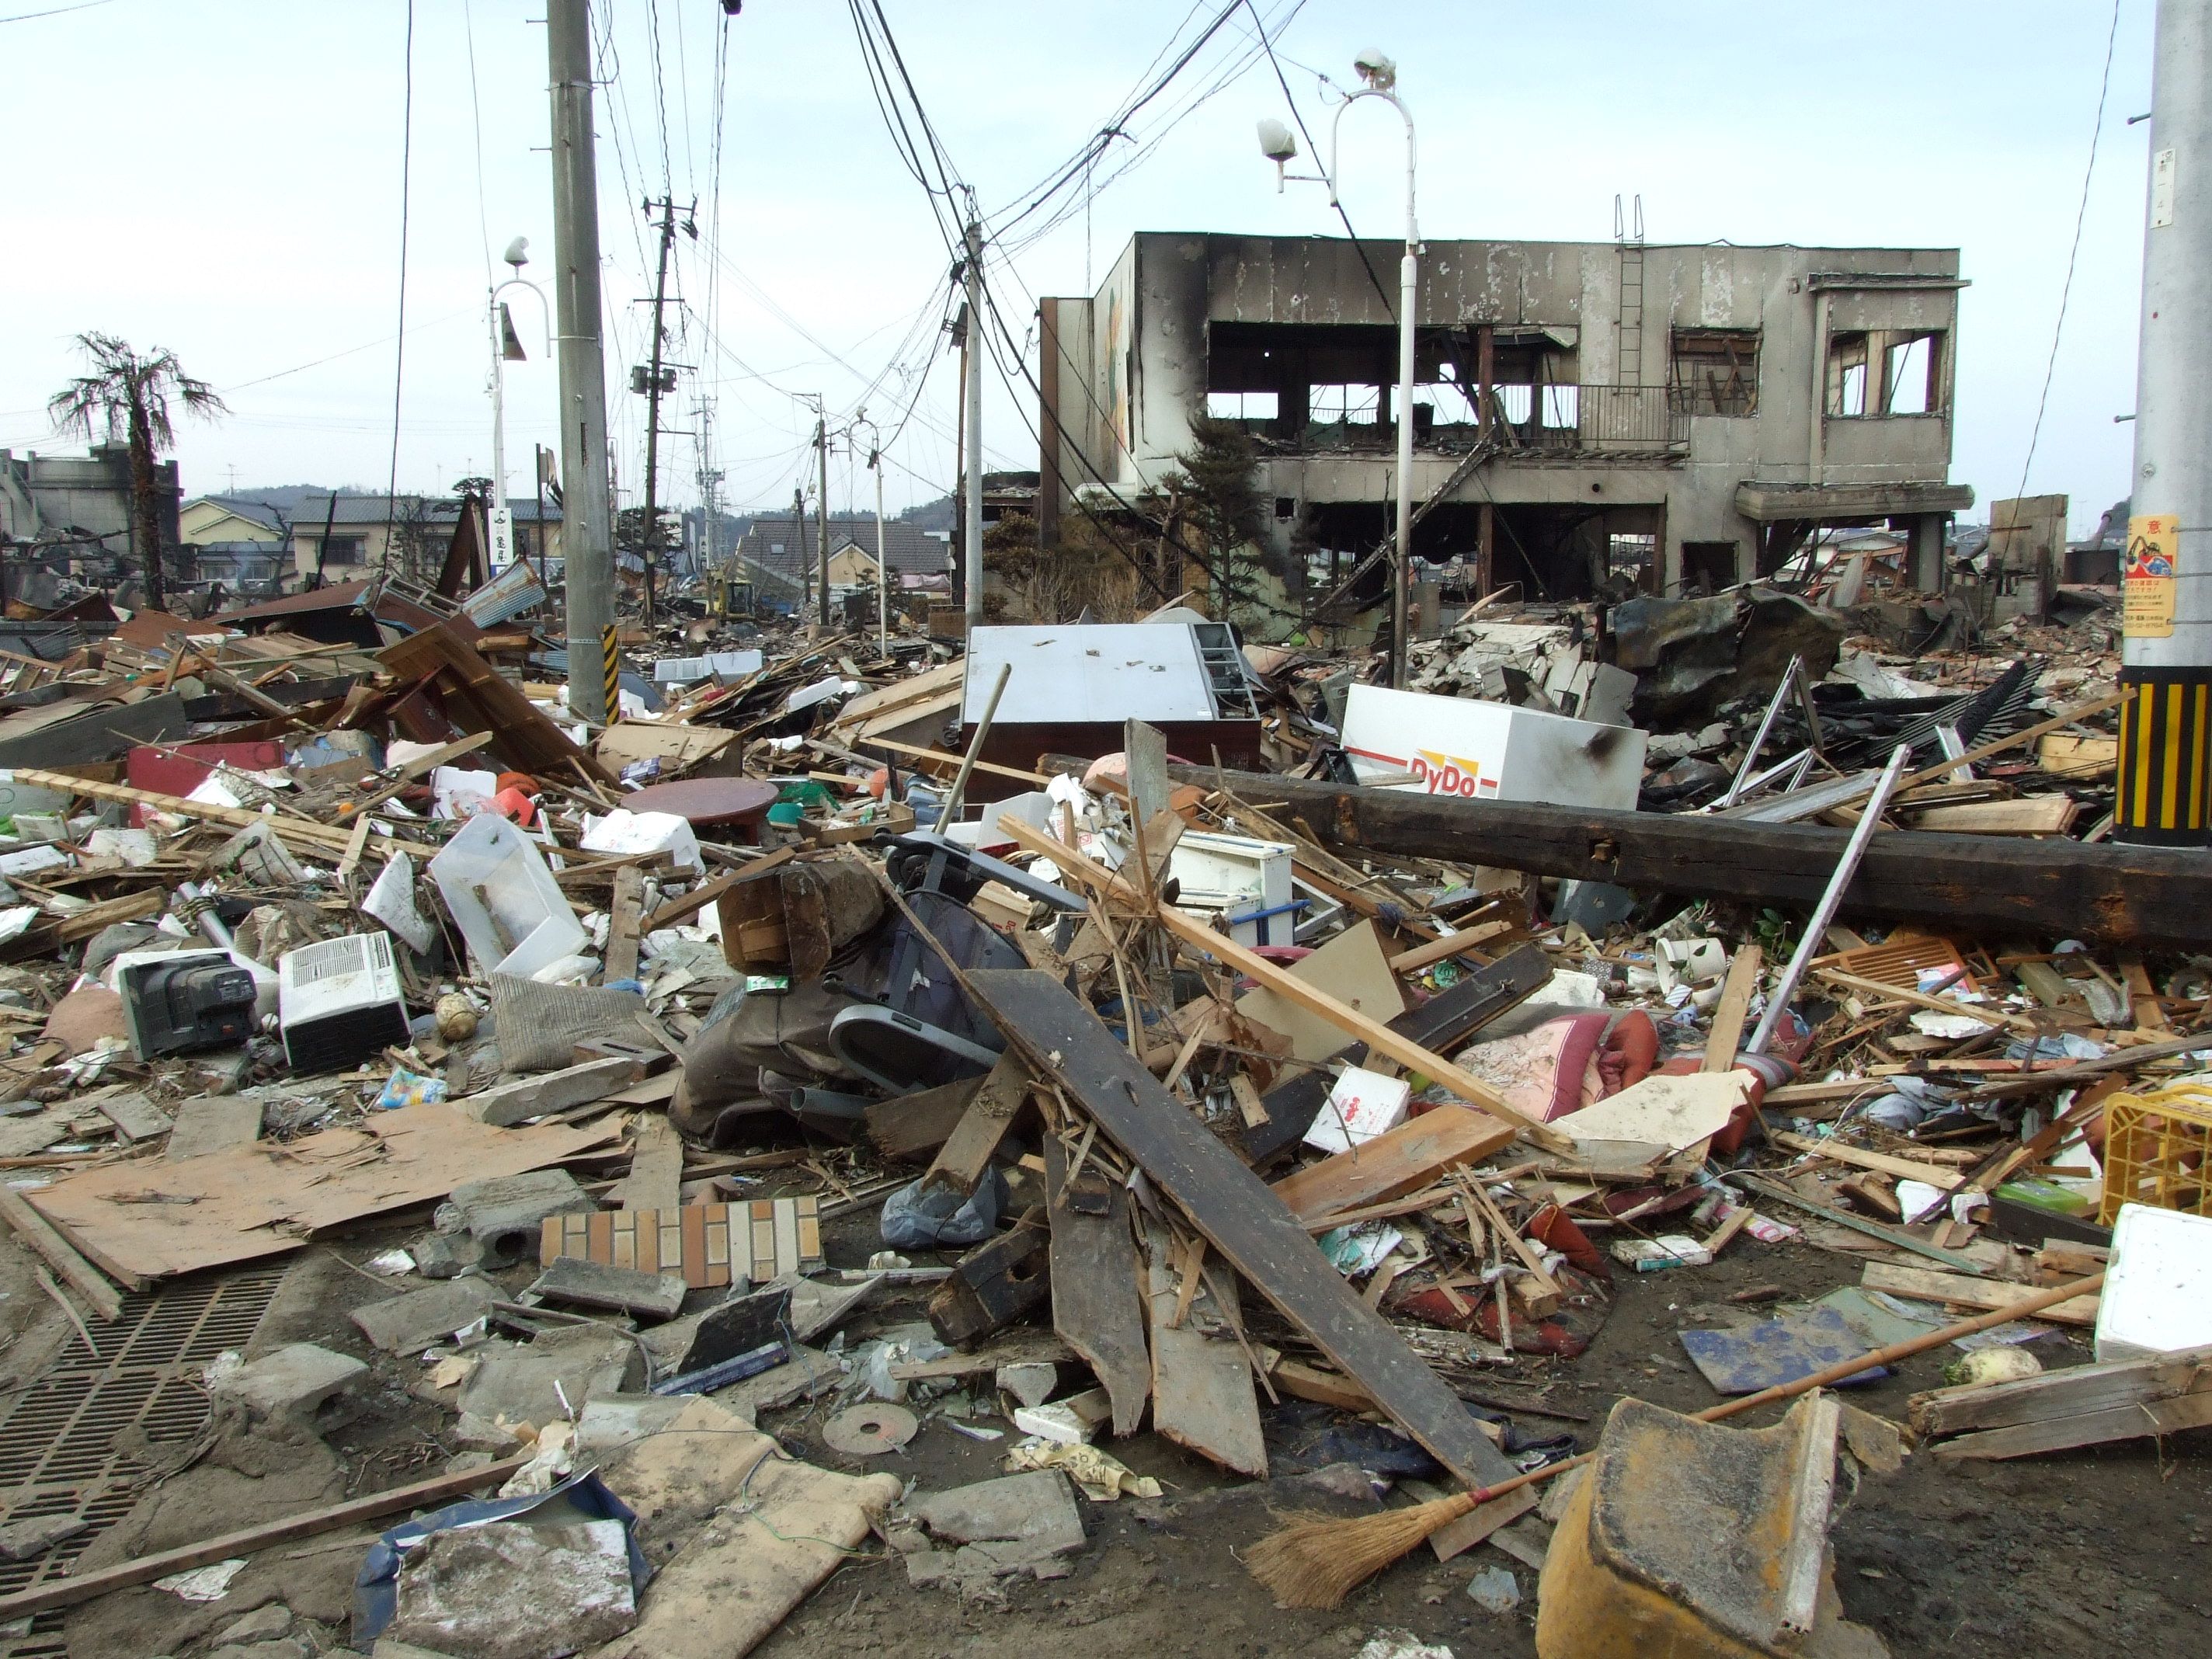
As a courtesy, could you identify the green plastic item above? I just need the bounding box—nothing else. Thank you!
[766,801,805,827]
[1994,1177,2095,1219]
[777,781,833,810]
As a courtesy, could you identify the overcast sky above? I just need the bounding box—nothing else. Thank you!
[0,0,2156,534]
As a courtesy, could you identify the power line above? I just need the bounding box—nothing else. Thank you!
[382,0,416,567]
[2014,0,2123,505]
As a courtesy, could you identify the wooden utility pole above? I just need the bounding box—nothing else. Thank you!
[636,195,687,628]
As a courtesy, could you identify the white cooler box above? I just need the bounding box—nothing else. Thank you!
[1168,832,1296,947]
[1341,683,1647,812]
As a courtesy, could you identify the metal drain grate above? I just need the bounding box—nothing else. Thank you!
[0,1265,288,1657]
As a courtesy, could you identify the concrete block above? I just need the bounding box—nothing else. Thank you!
[573,1394,693,1457]
[350,1280,497,1354]
[526,1256,687,1321]
[0,1514,85,1560]
[213,1605,294,1646]
[456,1324,639,1431]
[909,1470,1083,1555]
[433,1170,593,1266]
[210,1343,365,1425]
[452,1056,642,1128]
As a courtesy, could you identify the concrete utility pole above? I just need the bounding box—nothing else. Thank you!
[547,0,615,724]
[2120,0,2212,844]
[963,216,986,634]
[637,197,681,628]
[816,412,832,628]
[791,486,807,617]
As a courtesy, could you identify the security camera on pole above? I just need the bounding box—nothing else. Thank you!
[2119,0,2212,844]
[1257,50,1420,689]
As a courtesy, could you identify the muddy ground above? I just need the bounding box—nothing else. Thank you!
[30,1184,2212,1659]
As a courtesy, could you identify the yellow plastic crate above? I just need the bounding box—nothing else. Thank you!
[2098,1081,2212,1225]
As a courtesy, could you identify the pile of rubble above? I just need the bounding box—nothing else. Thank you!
[0,571,2193,1659]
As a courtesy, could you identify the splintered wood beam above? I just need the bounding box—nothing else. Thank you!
[965,967,1520,1491]
[921,1053,1031,1201]
[996,817,1570,1153]
[1163,760,2212,951]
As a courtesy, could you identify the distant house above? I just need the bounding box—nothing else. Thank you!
[180,496,288,547]
[290,495,562,581]
[728,514,949,612]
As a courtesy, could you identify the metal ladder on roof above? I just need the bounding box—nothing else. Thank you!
[1615,193,1647,386]
[1191,621,1259,718]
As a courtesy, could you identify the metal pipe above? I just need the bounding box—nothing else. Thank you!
[940,661,1012,828]
[1745,742,1911,1056]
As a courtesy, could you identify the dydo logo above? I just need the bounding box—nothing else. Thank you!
[1410,748,1485,797]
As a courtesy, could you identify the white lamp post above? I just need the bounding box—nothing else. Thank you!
[490,236,551,566]
[1260,50,1420,687]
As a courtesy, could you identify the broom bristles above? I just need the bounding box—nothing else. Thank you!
[1244,1492,1478,1609]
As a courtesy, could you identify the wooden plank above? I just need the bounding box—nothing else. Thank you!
[1268,1355,1379,1413]
[921,1052,1030,1201]
[1161,759,2212,951]
[379,623,617,786]
[965,968,1520,1490]
[616,1113,684,1212]
[1814,968,2034,1032]
[0,1455,530,1620]
[26,1104,617,1285]
[864,1075,986,1163]
[999,819,1569,1153]
[165,1094,263,1161]
[1936,1392,2212,1459]
[1904,796,2079,836]
[1862,1261,2099,1327]
[1911,1344,2212,1437]
[1269,1106,1518,1224]
[1388,920,1511,976]
[1702,944,1763,1071]
[1772,1130,1964,1191]
[1143,1215,1265,1476]
[0,1185,123,1317]
[1043,1128,1151,1437]
[603,864,646,983]
[642,847,795,932]
[1731,1171,1991,1272]
[93,1091,172,1143]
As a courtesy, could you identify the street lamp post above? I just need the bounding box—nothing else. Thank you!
[1260,50,1420,688]
[851,412,889,659]
[490,236,551,569]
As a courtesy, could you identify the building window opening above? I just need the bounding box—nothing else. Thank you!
[1669,328,1759,415]
[1309,383,1379,425]
[1608,532,1657,592]
[1205,390,1279,421]
[1885,334,1936,415]
[1827,330,1870,418]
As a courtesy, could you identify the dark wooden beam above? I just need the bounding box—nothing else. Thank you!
[1170,767,2210,949]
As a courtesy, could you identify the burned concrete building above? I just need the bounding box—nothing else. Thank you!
[1038,232,1973,609]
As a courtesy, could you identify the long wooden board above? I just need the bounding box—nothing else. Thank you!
[26,1104,617,1285]
[1911,1343,2212,1438]
[1043,1132,1150,1437]
[965,969,1520,1490]
[1269,1106,1517,1224]
[0,1456,530,1620]
[1143,1217,1265,1476]
[1162,762,2212,951]
[1862,1261,2099,1327]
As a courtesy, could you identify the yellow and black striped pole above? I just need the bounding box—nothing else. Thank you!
[601,624,621,725]
[2118,667,2212,843]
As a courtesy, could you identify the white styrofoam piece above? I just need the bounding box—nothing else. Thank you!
[579,809,703,873]
[428,812,587,980]
[363,852,436,954]
[2095,1202,2212,1362]
[1304,1064,1412,1155]
[1341,683,1648,812]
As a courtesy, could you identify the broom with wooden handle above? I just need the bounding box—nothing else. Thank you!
[1245,1269,2106,1609]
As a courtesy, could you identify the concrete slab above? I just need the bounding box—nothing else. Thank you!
[210,1342,365,1425]
[433,1170,593,1266]
[455,1323,639,1431]
[909,1470,1083,1554]
[527,1256,687,1320]
[350,1280,498,1355]
[165,1094,264,1160]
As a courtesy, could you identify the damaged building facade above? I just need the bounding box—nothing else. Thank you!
[1038,233,1973,606]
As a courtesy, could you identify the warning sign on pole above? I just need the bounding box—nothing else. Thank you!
[2126,513,2180,639]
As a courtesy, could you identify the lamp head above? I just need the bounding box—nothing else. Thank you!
[1256,117,1299,164]
[502,236,530,270]
[1352,48,1396,89]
